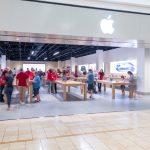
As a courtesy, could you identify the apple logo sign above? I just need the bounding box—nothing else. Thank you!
[100,15,114,34]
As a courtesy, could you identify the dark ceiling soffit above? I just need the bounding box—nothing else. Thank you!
[23,0,150,16]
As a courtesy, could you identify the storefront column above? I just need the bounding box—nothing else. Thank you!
[6,60,11,68]
[71,57,76,72]
[57,61,61,69]
[96,50,104,71]
[144,49,150,94]
[1,55,6,69]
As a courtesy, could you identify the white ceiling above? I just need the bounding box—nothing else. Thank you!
[39,0,150,13]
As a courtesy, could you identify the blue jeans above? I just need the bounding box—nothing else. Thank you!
[47,81,52,93]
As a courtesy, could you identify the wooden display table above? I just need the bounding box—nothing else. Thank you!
[97,80,129,99]
[56,80,87,101]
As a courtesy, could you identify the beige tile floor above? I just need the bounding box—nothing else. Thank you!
[0,110,150,150]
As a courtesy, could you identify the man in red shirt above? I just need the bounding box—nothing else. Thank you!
[16,68,29,104]
[98,69,105,92]
[47,69,54,94]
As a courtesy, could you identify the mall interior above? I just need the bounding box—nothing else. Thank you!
[0,0,150,150]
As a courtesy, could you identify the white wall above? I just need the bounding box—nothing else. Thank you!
[104,48,145,92]
[0,0,150,41]
[77,54,97,65]
[64,48,145,92]
[7,61,58,72]
[144,49,150,93]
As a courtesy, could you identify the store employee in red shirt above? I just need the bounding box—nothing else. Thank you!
[16,68,29,104]
[47,69,54,94]
[98,69,105,92]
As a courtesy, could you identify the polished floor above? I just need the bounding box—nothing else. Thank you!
[0,109,150,150]
[0,86,150,120]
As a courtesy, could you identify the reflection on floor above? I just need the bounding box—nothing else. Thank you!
[0,86,150,120]
[0,110,150,150]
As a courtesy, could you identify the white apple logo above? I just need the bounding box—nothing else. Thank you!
[100,15,114,34]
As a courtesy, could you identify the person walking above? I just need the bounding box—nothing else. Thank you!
[47,69,54,94]
[16,68,29,104]
[127,71,136,98]
[87,69,94,99]
[32,72,41,102]
[5,71,14,110]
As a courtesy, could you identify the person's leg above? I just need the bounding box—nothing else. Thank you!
[18,86,23,103]
[55,83,57,93]
[6,91,11,110]
[99,83,102,92]
[47,81,50,93]
[22,87,26,103]
[98,83,100,92]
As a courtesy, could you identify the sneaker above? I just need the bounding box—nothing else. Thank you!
[20,101,25,105]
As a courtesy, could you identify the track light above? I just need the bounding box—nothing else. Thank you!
[53,51,59,56]
[31,51,34,55]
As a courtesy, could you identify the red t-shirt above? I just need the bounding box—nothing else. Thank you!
[0,75,6,86]
[25,71,30,76]
[16,72,29,86]
[98,72,104,80]
[52,73,58,80]
[29,71,34,80]
[47,71,53,81]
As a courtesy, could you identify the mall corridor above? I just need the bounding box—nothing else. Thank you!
[0,109,150,150]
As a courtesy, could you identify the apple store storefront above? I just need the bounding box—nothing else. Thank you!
[0,1,150,120]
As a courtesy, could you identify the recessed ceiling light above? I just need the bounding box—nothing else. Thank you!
[16,38,19,41]
[31,51,34,55]
[53,51,59,56]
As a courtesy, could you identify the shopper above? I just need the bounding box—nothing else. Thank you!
[5,71,14,110]
[32,72,41,102]
[0,70,7,102]
[120,75,126,96]
[62,70,67,81]
[127,71,136,98]
[87,69,94,99]
[47,69,53,94]
[98,69,105,92]
[52,70,58,94]
[16,68,29,104]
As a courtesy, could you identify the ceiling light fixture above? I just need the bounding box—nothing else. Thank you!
[28,57,30,60]
[44,57,47,60]
[53,51,59,56]
[31,51,34,55]
[16,38,19,41]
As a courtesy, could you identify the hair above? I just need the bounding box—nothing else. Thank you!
[99,69,104,76]
[62,70,66,76]
[34,71,38,75]
[20,68,23,72]
[127,71,133,75]
[89,69,92,72]
[2,70,8,76]
[49,69,53,73]
[83,71,86,75]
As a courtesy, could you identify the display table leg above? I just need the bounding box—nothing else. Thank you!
[112,84,115,99]
[63,85,67,101]
[104,84,106,92]
[68,86,70,93]
[84,84,87,100]
[29,84,33,103]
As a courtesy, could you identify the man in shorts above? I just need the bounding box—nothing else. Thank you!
[32,72,41,102]
[87,69,94,99]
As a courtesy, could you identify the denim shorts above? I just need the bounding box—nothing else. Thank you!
[33,88,40,96]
